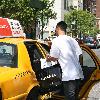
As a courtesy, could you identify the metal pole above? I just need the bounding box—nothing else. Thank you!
[34,19,36,39]
[33,9,37,39]
[80,31,81,40]
[41,10,43,39]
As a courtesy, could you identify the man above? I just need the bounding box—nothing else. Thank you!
[46,21,84,100]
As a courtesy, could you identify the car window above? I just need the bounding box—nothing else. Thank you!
[0,43,17,67]
[82,49,96,67]
[24,42,43,71]
[25,42,43,60]
[40,43,50,53]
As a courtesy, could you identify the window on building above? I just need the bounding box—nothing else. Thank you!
[74,6,77,9]
[67,0,73,11]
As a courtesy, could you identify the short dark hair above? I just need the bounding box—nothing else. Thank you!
[56,21,67,33]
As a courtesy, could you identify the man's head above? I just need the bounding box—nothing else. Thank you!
[55,21,67,36]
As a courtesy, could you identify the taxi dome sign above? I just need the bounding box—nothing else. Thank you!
[0,17,24,37]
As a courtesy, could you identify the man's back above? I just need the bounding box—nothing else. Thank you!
[50,35,84,81]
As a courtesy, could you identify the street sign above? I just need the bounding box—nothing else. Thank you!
[8,19,24,37]
[0,17,24,38]
[0,17,12,36]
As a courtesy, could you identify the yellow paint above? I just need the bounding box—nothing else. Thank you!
[0,38,46,100]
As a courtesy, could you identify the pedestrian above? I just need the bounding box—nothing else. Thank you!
[46,21,84,100]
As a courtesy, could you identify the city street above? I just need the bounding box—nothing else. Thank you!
[92,48,100,59]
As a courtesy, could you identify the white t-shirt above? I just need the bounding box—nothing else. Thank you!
[50,35,84,81]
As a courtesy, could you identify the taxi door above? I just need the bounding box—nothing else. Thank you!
[39,43,100,100]
[79,45,100,100]
[24,41,46,72]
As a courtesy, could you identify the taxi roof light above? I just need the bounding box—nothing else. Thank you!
[0,17,25,38]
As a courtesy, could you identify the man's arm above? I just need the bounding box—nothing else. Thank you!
[46,54,58,62]
[46,39,60,62]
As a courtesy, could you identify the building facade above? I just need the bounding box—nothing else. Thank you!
[83,0,100,29]
[83,0,96,15]
[96,0,100,29]
[41,0,83,38]
[45,0,83,37]
[38,0,83,39]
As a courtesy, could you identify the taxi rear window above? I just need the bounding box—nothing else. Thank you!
[0,43,17,67]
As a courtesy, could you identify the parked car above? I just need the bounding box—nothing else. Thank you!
[42,41,100,100]
[84,37,98,49]
[96,39,100,48]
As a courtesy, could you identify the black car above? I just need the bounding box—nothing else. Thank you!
[84,37,98,49]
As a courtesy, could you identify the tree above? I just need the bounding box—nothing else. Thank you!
[64,10,97,38]
[30,0,56,39]
[0,0,56,39]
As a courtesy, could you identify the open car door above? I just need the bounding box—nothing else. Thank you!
[39,43,100,100]
[79,45,100,100]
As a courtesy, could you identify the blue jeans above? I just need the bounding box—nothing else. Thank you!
[62,79,80,100]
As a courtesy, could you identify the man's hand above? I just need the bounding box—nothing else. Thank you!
[46,54,51,62]
[46,54,58,62]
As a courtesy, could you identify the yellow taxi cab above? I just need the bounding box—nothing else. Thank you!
[0,17,55,100]
[0,37,51,100]
[43,41,100,100]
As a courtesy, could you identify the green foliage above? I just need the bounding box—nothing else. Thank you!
[0,0,56,38]
[64,10,97,36]
[40,0,56,18]
[36,0,56,27]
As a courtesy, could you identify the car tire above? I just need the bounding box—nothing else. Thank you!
[26,86,51,100]
[87,81,100,100]
[26,86,40,100]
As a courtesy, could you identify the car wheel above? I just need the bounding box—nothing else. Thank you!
[87,81,100,100]
[26,86,40,100]
[26,86,51,100]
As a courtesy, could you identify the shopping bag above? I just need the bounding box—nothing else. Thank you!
[36,61,62,93]
[40,58,57,69]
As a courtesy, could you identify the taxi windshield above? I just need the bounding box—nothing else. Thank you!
[0,43,17,67]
